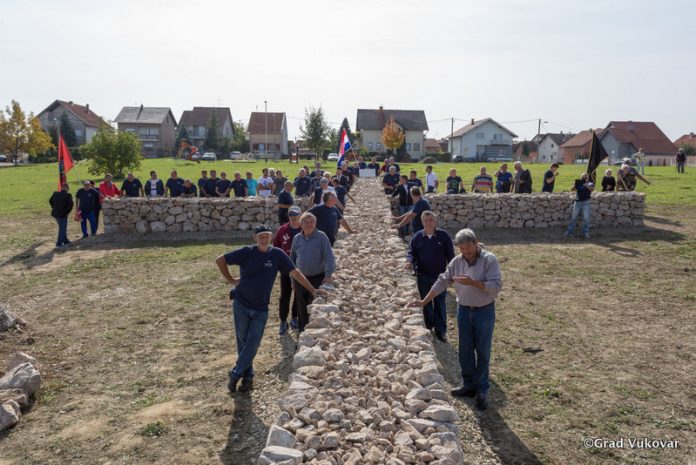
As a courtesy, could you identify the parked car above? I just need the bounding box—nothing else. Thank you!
[614,157,636,166]
[230,151,243,160]
[201,152,217,161]
[327,153,339,161]
[452,154,464,163]
[191,153,201,161]
[0,154,7,162]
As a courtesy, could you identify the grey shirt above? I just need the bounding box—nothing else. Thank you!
[430,249,502,307]
[290,229,336,278]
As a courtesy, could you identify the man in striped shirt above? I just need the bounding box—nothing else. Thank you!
[471,166,494,193]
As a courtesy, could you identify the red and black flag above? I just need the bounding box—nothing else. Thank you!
[58,135,74,189]
[587,131,609,184]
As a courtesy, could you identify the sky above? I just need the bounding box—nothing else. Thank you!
[1,0,695,141]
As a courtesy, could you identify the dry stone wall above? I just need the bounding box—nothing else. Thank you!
[102,197,310,235]
[257,180,466,465]
[426,192,645,230]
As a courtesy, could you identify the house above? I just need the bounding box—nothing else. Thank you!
[448,118,517,162]
[512,141,538,161]
[356,107,428,160]
[179,107,234,150]
[599,121,676,166]
[537,132,575,164]
[247,112,288,157]
[560,129,603,165]
[114,105,177,157]
[37,100,108,145]
[424,138,444,154]
[674,132,696,150]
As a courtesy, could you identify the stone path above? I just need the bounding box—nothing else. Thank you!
[256,178,505,465]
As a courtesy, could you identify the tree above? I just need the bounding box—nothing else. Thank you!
[59,111,78,147]
[232,120,250,153]
[82,126,142,178]
[175,124,190,150]
[680,143,696,157]
[335,117,354,152]
[299,105,330,161]
[381,116,405,155]
[205,111,220,151]
[0,100,53,165]
[522,142,531,158]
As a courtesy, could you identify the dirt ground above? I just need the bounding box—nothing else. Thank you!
[0,204,694,465]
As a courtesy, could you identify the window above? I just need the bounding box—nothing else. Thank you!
[405,143,412,151]
[476,132,485,140]
[414,143,420,151]
[143,143,154,149]
[74,129,83,137]
[376,143,382,150]
[196,126,206,137]
[259,143,265,151]
[125,127,135,132]
[368,143,373,150]
[493,134,497,141]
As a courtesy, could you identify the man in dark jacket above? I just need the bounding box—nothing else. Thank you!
[513,162,533,193]
[49,183,74,248]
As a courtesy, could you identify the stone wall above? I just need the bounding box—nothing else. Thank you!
[425,192,645,230]
[102,197,310,234]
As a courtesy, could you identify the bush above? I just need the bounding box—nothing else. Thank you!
[396,152,412,163]
[426,152,452,163]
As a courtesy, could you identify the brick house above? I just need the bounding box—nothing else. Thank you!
[599,121,676,166]
[560,129,603,164]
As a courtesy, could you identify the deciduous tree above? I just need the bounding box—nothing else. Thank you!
[205,111,220,151]
[0,100,54,165]
[381,116,405,155]
[82,126,142,178]
[232,120,250,153]
[300,105,330,161]
[59,111,78,147]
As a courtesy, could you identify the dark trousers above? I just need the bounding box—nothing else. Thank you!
[677,162,685,174]
[294,273,324,332]
[278,211,289,224]
[55,216,68,246]
[279,272,298,323]
[80,211,97,237]
[457,302,495,396]
[417,274,447,336]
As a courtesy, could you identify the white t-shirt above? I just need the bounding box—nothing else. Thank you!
[315,186,335,206]
[426,172,438,188]
[149,179,159,197]
[257,176,273,197]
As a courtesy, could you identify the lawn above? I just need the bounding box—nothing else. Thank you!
[0,158,694,218]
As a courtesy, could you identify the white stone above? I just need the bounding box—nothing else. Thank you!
[257,446,303,465]
[292,346,325,369]
[265,425,297,448]
[0,400,20,431]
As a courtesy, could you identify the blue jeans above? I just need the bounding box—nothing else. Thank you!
[80,210,97,237]
[457,303,495,396]
[55,217,68,246]
[566,200,591,236]
[230,300,268,380]
[417,274,447,336]
[398,205,412,236]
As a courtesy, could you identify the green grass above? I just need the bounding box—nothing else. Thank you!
[0,158,694,217]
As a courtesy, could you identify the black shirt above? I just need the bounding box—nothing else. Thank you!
[216,179,232,197]
[294,176,312,196]
[575,180,592,201]
[382,173,400,193]
[166,178,185,197]
[230,179,247,197]
[49,190,74,218]
[121,178,143,197]
[203,178,219,197]
[76,188,97,213]
[278,190,294,216]
[182,184,197,196]
[197,177,207,197]
[601,176,616,192]
[542,170,555,193]
[446,176,463,194]
[391,184,411,206]
[308,205,343,245]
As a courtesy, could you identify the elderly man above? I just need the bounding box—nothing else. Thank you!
[513,162,532,193]
[617,163,650,191]
[216,225,325,393]
[406,211,454,342]
[392,187,431,235]
[276,181,295,224]
[291,213,336,332]
[273,206,303,334]
[472,166,494,193]
[565,172,594,239]
[382,165,400,195]
[409,228,502,410]
[231,172,248,197]
[121,172,144,197]
[309,192,354,245]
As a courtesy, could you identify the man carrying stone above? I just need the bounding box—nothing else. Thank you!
[406,211,454,342]
[216,225,325,393]
[273,206,303,334]
[49,183,73,248]
[565,172,594,239]
[290,213,335,332]
[617,163,650,191]
[392,187,431,235]
[276,181,295,224]
[309,192,354,246]
[408,228,502,410]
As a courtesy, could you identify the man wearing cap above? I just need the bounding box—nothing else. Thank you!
[276,181,295,224]
[676,148,686,174]
[216,224,326,393]
[290,213,335,332]
[273,206,303,334]
[309,192,354,246]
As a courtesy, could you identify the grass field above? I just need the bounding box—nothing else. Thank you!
[0,159,694,218]
[0,159,694,465]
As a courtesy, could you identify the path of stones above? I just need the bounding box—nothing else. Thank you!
[257,178,503,465]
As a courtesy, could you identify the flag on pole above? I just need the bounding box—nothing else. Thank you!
[336,129,352,168]
[58,135,74,189]
[586,131,609,184]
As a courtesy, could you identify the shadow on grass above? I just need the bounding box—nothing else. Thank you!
[219,395,269,465]
[0,241,46,268]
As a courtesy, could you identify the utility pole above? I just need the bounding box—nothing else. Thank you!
[537,118,541,144]
[264,100,268,158]
[451,117,454,157]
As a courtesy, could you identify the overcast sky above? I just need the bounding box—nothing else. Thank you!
[1,0,694,141]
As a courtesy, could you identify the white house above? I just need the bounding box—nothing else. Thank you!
[537,133,575,163]
[448,118,517,161]
[356,107,428,160]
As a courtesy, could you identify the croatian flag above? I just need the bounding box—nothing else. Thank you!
[336,129,352,168]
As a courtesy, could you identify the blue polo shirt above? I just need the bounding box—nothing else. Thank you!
[411,197,431,233]
[203,178,219,197]
[76,188,97,213]
[197,177,207,196]
[216,179,232,197]
[121,178,143,197]
[294,176,312,196]
[166,178,185,197]
[308,204,342,245]
[230,179,247,197]
[334,185,348,206]
[224,246,295,310]
[407,229,455,278]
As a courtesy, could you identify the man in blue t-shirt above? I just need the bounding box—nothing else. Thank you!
[308,192,355,245]
[121,172,144,197]
[75,180,98,238]
[216,225,325,393]
[230,172,248,197]
[216,171,232,197]
[277,181,295,224]
[565,173,594,239]
[165,170,185,197]
[197,170,208,198]
[293,169,312,197]
[203,170,219,197]
[393,187,431,235]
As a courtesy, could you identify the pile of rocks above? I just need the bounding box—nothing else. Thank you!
[102,196,310,235]
[257,179,465,465]
[0,352,42,431]
[0,305,26,332]
[426,191,645,230]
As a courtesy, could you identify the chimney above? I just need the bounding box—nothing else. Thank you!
[85,104,89,113]
[628,120,634,132]
[69,100,73,104]
[470,118,475,125]
[690,132,694,138]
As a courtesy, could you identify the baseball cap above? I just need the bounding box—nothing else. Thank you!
[288,206,302,216]
[320,178,329,184]
[254,224,272,235]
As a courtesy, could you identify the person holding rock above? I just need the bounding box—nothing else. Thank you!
[565,172,594,239]
[290,213,336,332]
[216,224,326,393]
[309,192,353,245]
[406,211,454,342]
[392,187,431,235]
[408,228,502,410]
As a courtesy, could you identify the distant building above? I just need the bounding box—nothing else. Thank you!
[537,133,575,164]
[674,132,696,150]
[179,107,234,150]
[114,105,177,157]
[599,121,676,166]
[247,112,288,157]
[448,118,517,162]
[512,141,538,162]
[356,107,428,160]
[561,129,603,165]
[424,138,444,154]
[37,100,108,145]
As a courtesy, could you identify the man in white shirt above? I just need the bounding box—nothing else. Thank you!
[257,168,274,197]
[425,165,439,193]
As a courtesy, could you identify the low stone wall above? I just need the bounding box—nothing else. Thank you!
[102,197,310,234]
[425,192,645,230]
